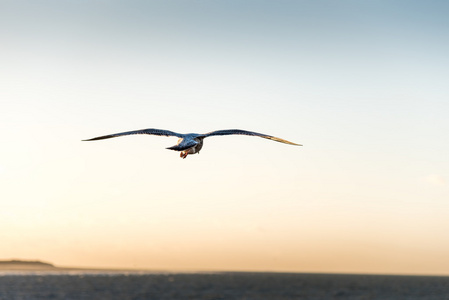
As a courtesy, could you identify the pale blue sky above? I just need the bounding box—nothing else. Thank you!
[1,0,448,274]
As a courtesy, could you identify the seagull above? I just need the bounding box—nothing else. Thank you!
[83,128,302,159]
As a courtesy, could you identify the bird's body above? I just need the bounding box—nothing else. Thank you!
[170,136,204,158]
[83,128,301,159]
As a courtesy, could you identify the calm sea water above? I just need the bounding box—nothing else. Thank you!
[0,271,449,300]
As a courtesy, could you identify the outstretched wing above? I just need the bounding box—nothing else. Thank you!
[83,128,183,141]
[201,129,301,146]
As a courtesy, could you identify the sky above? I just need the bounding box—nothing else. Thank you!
[1,0,448,275]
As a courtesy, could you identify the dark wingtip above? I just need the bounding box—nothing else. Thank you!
[81,135,114,141]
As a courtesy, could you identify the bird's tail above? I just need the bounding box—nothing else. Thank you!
[166,145,184,151]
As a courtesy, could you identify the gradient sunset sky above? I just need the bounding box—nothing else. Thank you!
[1,0,448,274]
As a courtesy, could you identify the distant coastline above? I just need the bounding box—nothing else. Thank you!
[0,260,57,270]
[0,259,154,273]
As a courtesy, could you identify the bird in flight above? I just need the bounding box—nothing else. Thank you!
[83,128,302,159]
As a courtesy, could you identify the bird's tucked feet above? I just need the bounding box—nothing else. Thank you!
[180,151,188,159]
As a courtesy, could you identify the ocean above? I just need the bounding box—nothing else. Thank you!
[0,271,448,299]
